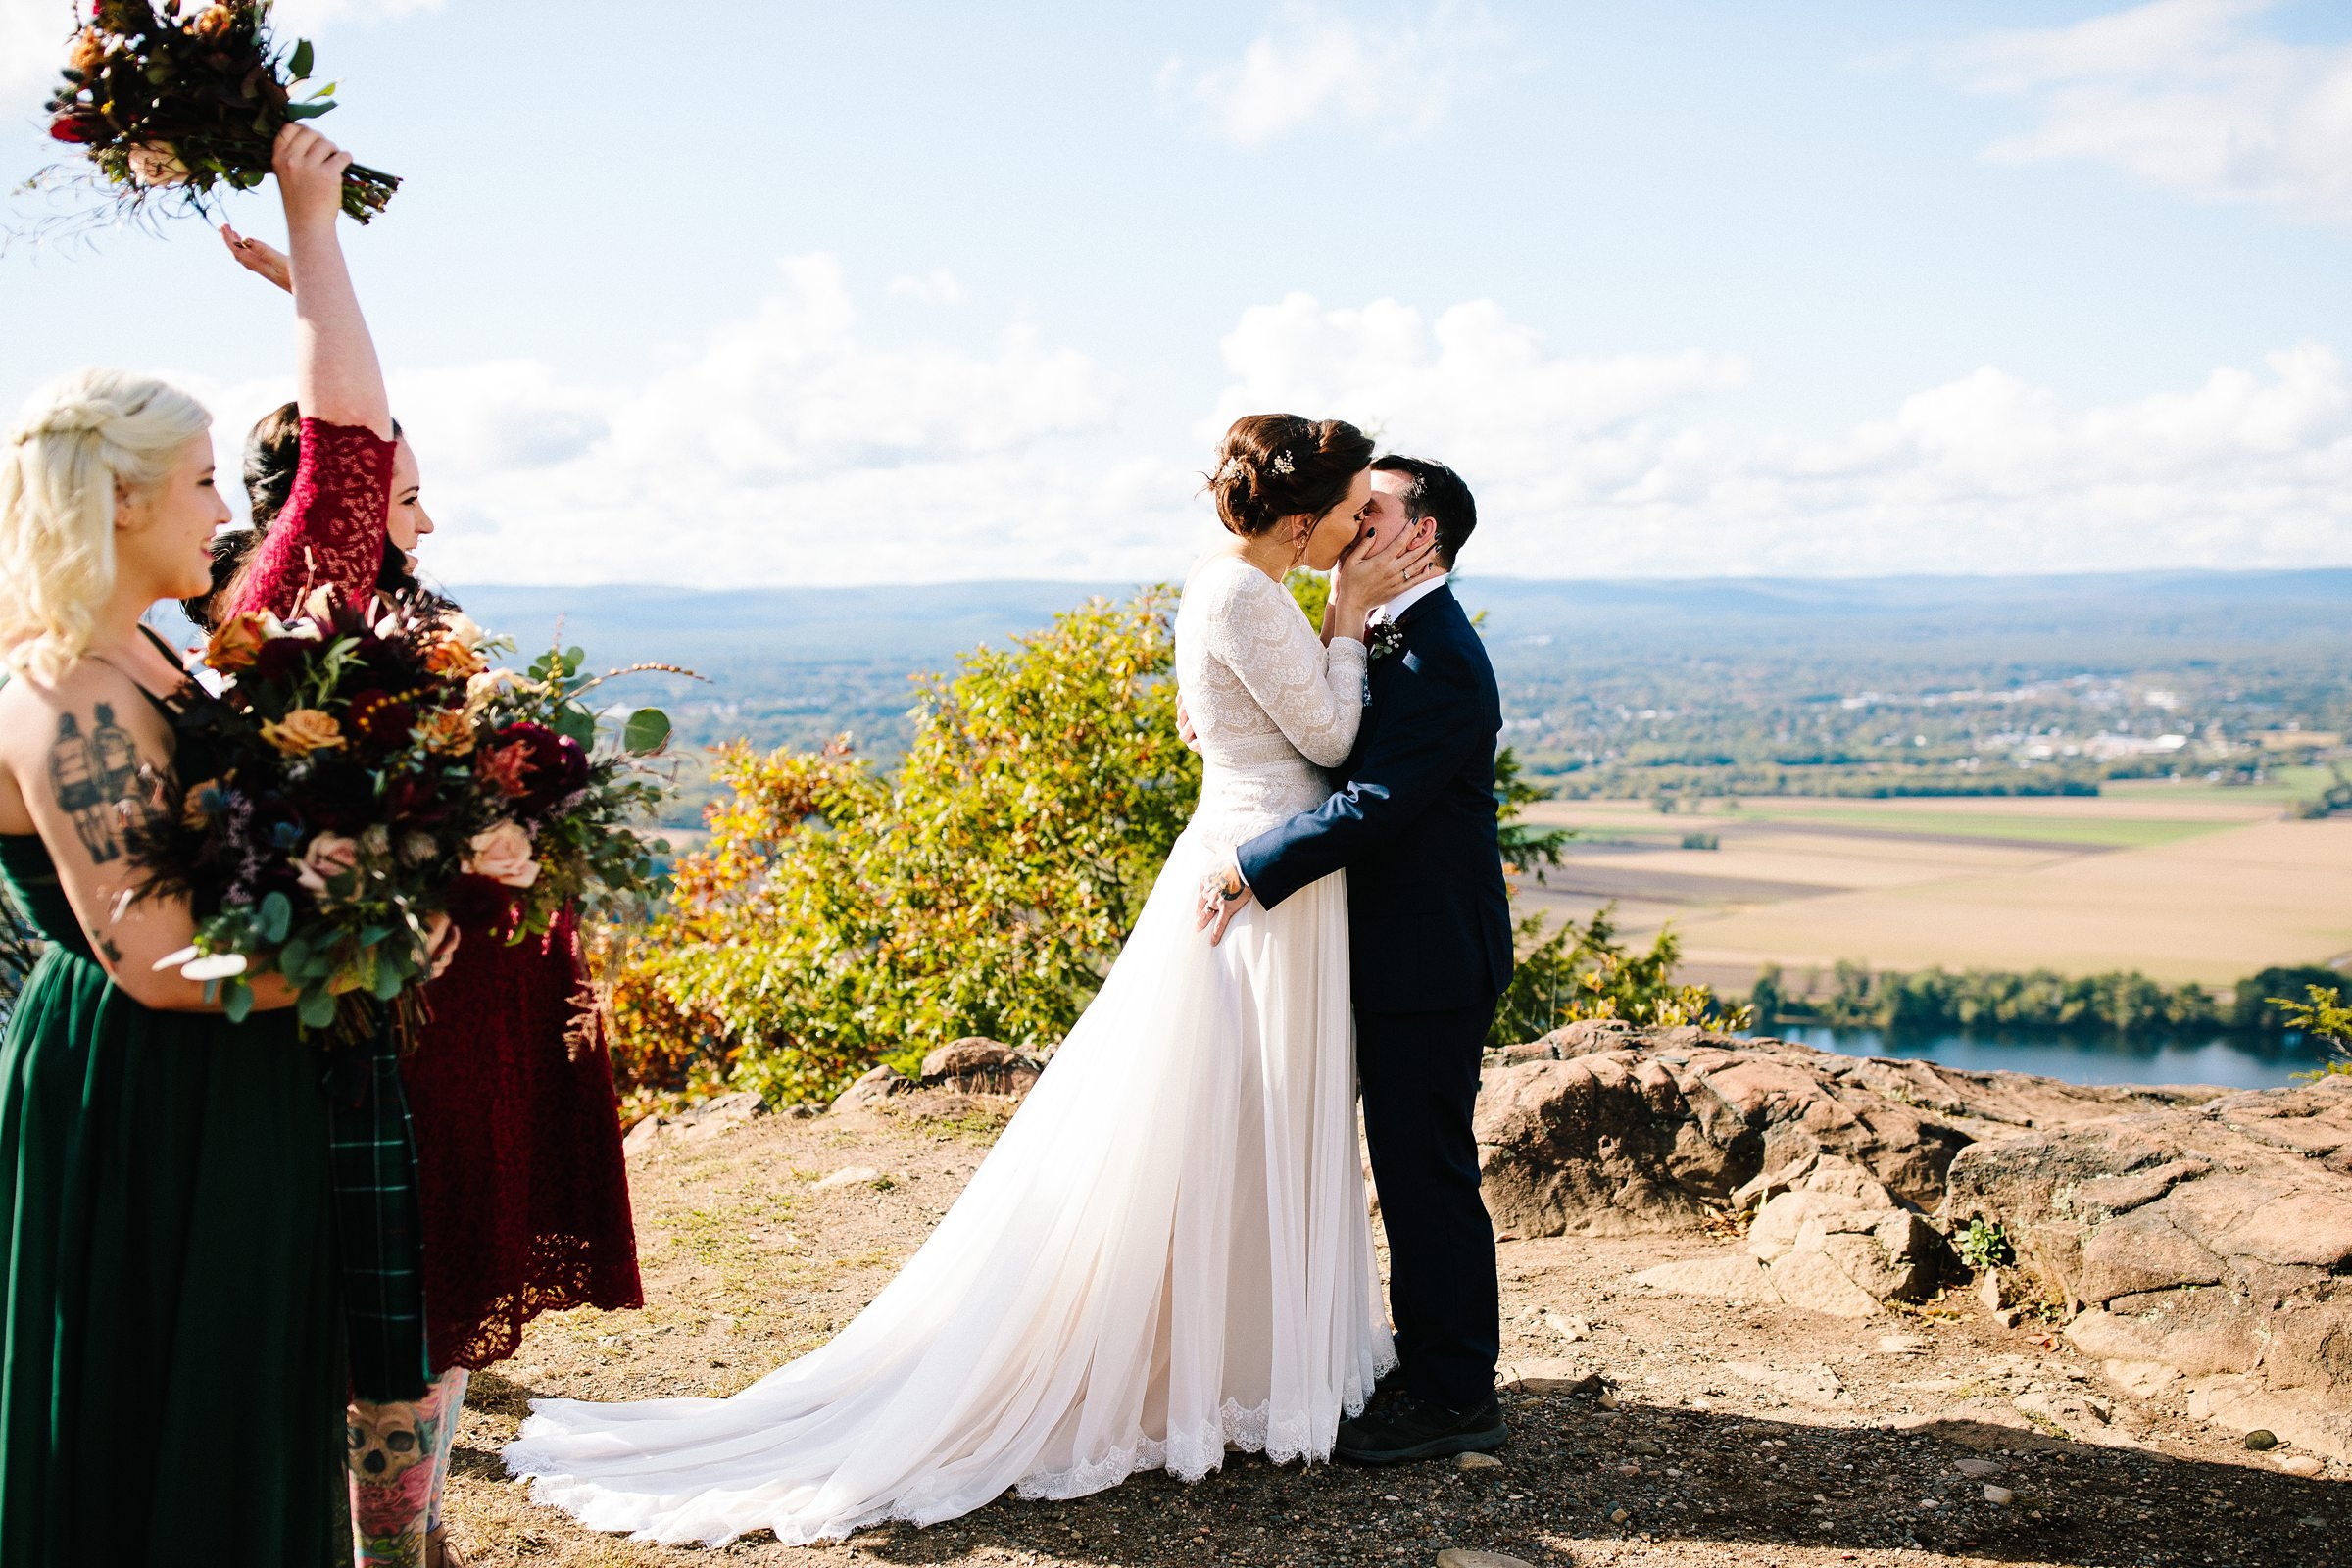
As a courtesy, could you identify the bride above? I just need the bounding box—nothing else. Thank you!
[505,413,1441,1546]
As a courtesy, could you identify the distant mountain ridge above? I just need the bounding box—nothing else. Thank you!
[450,568,2352,677]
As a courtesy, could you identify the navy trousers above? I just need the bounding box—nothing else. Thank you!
[1356,1000,1500,1410]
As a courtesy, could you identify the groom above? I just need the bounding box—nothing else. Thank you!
[1198,454,1514,1464]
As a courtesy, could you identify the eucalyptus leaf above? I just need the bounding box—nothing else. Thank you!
[260,891,292,946]
[555,704,597,749]
[370,964,404,1002]
[284,101,335,122]
[288,39,314,79]
[297,989,337,1031]
[621,708,672,756]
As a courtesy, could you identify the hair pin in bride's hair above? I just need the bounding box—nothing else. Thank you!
[1269,451,1296,475]
[1216,456,1250,484]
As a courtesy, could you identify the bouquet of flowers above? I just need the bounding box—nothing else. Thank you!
[129,590,676,1037]
[31,0,398,231]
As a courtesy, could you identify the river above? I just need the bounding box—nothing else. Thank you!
[1752,1025,2337,1092]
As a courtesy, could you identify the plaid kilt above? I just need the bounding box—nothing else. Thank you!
[322,1014,433,1403]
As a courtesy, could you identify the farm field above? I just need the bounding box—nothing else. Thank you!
[1514,782,2352,993]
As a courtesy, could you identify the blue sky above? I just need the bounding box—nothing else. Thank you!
[3,0,2349,586]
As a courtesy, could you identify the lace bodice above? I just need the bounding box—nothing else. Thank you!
[229,417,397,619]
[1175,557,1367,845]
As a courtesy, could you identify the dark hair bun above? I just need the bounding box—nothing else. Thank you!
[242,400,305,528]
[1204,414,1375,538]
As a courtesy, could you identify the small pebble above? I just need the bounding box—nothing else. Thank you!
[1984,1485,2015,1506]
[1954,1458,2003,1479]
[2244,1429,2279,1450]
[1435,1552,1535,1568]
[1596,1390,1621,1410]
[1456,1451,1502,1471]
[1608,1508,1630,1524]
[2277,1455,2324,1477]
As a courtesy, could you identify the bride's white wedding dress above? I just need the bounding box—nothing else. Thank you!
[504,556,1394,1545]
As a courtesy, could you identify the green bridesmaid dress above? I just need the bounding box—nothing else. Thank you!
[0,833,345,1564]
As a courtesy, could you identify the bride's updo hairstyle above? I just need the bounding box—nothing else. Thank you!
[0,368,210,682]
[1205,414,1374,539]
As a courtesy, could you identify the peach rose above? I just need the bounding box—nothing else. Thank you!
[260,709,344,756]
[464,820,540,889]
[292,832,361,900]
[205,612,270,674]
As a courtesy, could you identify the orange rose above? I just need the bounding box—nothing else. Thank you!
[205,611,270,674]
[423,635,487,679]
[416,708,475,756]
[67,28,106,75]
[260,709,345,756]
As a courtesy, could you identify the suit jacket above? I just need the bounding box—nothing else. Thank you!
[1236,584,1515,1012]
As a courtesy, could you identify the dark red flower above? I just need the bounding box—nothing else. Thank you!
[486,721,590,814]
[345,688,416,749]
[443,871,518,935]
[248,635,316,686]
[48,113,104,144]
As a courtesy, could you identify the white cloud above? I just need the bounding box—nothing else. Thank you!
[172,273,2352,587]
[2,0,79,101]
[373,255,1150,587]
[887,270,965,307]
[1167,1,1506,147]
[1946,0,2352,223]
[1206,288,2352,577]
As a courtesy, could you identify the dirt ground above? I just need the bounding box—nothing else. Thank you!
[443,1099,2347,1567]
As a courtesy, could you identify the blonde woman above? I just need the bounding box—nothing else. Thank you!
[0,368,347,1562]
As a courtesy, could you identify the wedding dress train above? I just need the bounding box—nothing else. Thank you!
[505,556,1393,1545]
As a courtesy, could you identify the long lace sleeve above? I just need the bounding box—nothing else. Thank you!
[1198,564,1368,768]
[229,417,397,620]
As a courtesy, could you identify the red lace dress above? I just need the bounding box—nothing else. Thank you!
[232,418,643,1370]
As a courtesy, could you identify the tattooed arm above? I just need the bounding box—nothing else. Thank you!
[0,668,297,1013]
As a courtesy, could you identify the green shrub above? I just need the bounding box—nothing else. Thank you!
[2271,985,2352,1081]
[602,591,1200,1105]
[1491,904,1752,1049]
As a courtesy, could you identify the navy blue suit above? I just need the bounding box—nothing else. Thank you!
[1236,583,1512,1409]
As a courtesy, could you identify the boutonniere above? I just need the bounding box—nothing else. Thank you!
[1368,618,1405,663]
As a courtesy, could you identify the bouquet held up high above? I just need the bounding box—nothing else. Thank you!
[31,0,397,230]
[129,589,678,1039]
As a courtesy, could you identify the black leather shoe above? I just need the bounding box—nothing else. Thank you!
[1335,1393,1507,1465]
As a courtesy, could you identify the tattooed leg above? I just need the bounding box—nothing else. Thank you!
[347,1372,463,1568]
[422,1367,468,1535]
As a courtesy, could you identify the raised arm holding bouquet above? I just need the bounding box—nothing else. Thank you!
[183,125,658,1568]
[30,0,399,236]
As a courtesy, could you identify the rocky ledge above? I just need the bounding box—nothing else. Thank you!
[1477,1021,2351,1461]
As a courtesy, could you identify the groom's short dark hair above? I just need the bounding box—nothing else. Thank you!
[1371,455,1477,566]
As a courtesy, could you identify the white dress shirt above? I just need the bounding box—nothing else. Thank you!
[1373,571,1450,625]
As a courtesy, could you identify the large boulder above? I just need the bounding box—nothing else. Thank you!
[828,1038,1049,1115]
[1634,1152,1959,1316]
[1942,1077,2352,1459]
[1473,1021,2198,1240]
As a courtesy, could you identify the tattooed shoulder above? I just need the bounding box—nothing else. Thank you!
[47,703,146,865]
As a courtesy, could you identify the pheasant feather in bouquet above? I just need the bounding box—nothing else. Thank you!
[30,0,398,231]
